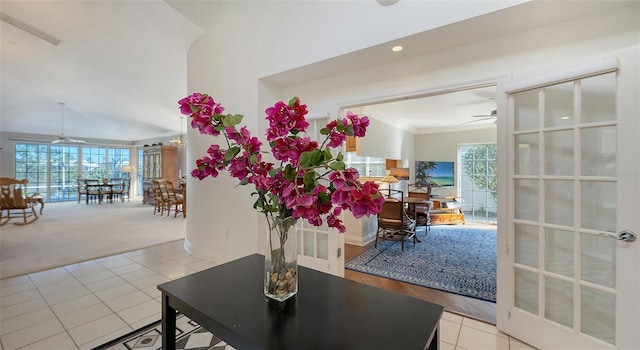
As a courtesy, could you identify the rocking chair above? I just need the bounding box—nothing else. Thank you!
[0,177,39,226]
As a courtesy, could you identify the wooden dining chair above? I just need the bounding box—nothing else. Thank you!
[375,190,417,252]
[85,179,102,204]
[151,180,169,215]
[110,179,126,202]
[165,180,185,218]
[77,178,87,203]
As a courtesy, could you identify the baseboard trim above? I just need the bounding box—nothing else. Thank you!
[183,238,230,265]
[344,230,376,246]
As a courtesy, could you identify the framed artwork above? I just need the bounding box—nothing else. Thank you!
[389,167,410,180]
[415,161,454,187]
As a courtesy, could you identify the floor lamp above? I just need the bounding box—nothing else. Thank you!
[122,165,134,179]
[379,174,399,196]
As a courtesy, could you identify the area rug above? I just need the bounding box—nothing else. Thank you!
[346,225,497,302]
[93,314,234,350]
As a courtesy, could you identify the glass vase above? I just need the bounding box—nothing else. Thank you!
[264,216,298,302]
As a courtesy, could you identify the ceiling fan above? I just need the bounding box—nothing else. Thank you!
[52,102,86,144]
[462,109,497,125]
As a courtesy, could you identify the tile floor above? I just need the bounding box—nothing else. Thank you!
[1,240,536,350]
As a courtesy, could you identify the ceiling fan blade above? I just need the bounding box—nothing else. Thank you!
[460,117,496,126]
[68,138,86,143]
[51,139,62,144]
[471,109,497,119]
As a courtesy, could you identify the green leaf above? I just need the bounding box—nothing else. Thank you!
[215,125,225,132]
[320,128,330,135]
[299,151,312,167]
[288,97,298,106]
[318,191,330,204]
[324,148,333,162]
[345,124,355,136]
[224,146,241,161]
[249,154,259,165]
[303,171,317,191]
[300,149,324,167]
[283,164,296,181]
[268,167,280,177]
[336,152,343,161]
[330,160,345,170]
[222,114,243,127]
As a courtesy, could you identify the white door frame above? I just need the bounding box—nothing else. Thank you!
[496,53,640,349]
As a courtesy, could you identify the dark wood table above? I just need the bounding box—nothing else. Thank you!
[158,254,443,350]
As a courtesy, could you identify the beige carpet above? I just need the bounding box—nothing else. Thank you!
[0,198,186,279]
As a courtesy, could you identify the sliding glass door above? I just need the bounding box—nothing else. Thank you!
[459,143,497,224]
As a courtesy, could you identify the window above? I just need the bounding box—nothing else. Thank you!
[459,143,497,224]
[50,145,79,201]
[344,153,386,178]
[107,148,131,179]
[137,148,144,196]
[15,143,50,199]
[14,142,130,202]
[82,146,107,180]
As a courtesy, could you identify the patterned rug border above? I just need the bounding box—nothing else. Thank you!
[92,314,234,350]
[346,226,497,302]
[91,318,159,350]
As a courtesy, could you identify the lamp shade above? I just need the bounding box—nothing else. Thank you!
[379,174,399,196]
[121,165,134,173]
[380,174,399,184]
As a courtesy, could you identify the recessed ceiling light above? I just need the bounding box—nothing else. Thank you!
[377,0,400,5]
[561,116,570,120]
[392,46,403,52]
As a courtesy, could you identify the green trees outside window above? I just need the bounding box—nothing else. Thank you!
[14,143,130,202]
[459,143,497,224]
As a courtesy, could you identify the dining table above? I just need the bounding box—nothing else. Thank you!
[404,196,431,216]
[85,181,121,204]
[404,196,432,236]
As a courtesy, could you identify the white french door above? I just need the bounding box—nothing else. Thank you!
[297,116,345,276]
[497,52,639,349]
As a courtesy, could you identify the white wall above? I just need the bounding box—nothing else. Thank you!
[181,1,526,262]
[183,1,640,262]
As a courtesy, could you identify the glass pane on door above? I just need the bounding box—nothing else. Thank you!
[510,71,619,346]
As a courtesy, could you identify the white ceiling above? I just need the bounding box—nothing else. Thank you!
[359,85,498,134]
[1,1,628,142]
[0,0,204,142]
[0,0,503,143]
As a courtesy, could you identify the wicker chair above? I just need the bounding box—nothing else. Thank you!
[0,177,39,226]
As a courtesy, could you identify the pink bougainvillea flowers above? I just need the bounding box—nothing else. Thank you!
[178,94,384,233]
